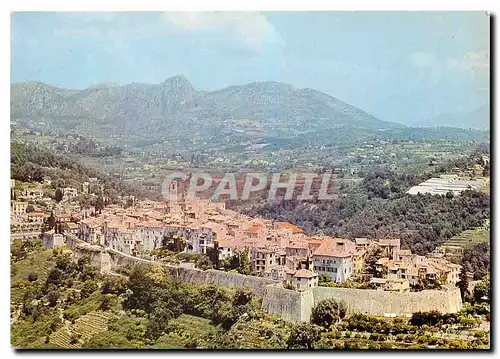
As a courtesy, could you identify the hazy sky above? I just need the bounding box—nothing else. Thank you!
[11,11,489,125]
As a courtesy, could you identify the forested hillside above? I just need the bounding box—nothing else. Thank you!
[242,149,490,255]
[10,142,160,201]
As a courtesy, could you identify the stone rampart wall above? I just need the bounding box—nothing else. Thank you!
[106,248,462,322]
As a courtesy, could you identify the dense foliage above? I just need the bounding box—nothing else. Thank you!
[11,244,490,349]
[310,299,347,328]
[11,142,161,202]
[460,243,490,280]
[244,166,489,254]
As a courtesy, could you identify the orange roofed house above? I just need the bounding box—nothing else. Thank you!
[312,237,358,282]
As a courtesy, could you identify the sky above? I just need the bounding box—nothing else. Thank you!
[11,11,490,125]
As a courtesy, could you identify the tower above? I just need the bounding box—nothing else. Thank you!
[169,180,178,202]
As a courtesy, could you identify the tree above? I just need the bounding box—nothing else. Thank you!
[145,305,176,340]
[482,162,490,177]
[101,293,118,311]
[318,274,332,283]
[123,265,156,314]
[206,245,220,269]
[81,280,98,299]
[28,273,38,282]
[46,289,60,307]
[287,323,321,349]
[225,249,251,275]
[233,288,253,307]
[125,198,134,209]
[457,267,470,302]
[473,276,490,304]
[54,188,63,202]
[25,204,35,213]
[101,276,127,295]
[461,242,490,280]
[42,210,56,233]
[65,290,80,306]
[194,255,213,270]
[311,298,347,328]
[77,255,91,271]
[95,195,105,213]
[80,264,99,282]
[162,234,187,253]
[365,248,382,277]
[45,268,66,287]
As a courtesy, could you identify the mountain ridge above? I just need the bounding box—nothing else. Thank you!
[12,76,489,150]
[12,76,408,147]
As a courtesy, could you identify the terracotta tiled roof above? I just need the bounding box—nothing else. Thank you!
[245,224,262,234]
[137,220,164,228]
[312,237,356,258]
[28,212,45,217]
[276,221,303,233]
[294,269,318,278]
[286,239,310,250]
[80,217,104,228]
[218,239,247,249]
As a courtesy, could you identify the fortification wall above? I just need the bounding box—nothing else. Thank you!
[108,249,277,298]
[312,286,462,317]
[106,248,462,322]
[108,249,155,269]
[161,266,277,298]
[261,285,304,322]
[74,247,112,274]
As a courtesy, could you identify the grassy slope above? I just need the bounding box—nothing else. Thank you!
[11,249,53,303]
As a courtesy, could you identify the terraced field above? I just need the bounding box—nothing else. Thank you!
[50,311,117,348]
[171,314,216,337]
[439,223,490,259]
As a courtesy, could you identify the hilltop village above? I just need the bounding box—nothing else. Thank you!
[16,177,464,294]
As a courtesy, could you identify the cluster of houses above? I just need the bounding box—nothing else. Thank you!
[11,171,464,293]
[10,178,94,233]
[71,197,462,292]
[11,173,464,293]
[372,239,462,292]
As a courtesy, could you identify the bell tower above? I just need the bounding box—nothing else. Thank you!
[169,180,178,202]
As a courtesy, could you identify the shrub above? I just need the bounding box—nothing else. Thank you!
[81,280,98,299]
[287,323,321,349]
[310,299,347,328]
